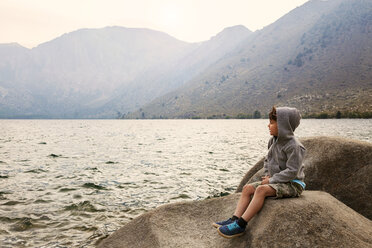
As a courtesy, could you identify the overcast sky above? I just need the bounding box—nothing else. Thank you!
[1,0,309,48]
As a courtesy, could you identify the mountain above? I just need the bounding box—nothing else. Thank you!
[97,25,251,118]
[0,27,192,118]
[126,0,372,119]
[0,26,251,118]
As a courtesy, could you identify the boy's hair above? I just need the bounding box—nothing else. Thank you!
[269,106,277,121]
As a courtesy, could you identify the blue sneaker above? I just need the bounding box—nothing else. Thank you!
[212,218,235,228]
[217,221,245,238]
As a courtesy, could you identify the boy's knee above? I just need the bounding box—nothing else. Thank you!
[242,184,255,195]
[255,185,271,195]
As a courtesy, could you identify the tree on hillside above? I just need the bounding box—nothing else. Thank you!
[253,110,261,119]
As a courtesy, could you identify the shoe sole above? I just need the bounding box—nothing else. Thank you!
[217,228,244,239]
[212,223,221,228]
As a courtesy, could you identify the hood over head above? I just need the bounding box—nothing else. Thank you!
[276,107,301,142]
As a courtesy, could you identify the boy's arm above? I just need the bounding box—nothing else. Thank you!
[269,144,305,184]
[263,156,269,175]
[263,137,274,176]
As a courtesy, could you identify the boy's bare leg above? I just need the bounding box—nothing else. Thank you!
[233,184,256,218]
[241,185,276,222]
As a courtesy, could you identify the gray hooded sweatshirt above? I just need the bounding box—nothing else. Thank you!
[264,107,306,184]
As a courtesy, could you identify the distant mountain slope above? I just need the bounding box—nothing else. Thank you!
[0,26,251,118]
[126,0,372,119]
[0,27,192,118]
[98,25,251,117]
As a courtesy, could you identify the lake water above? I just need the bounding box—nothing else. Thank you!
[1,119,371,247]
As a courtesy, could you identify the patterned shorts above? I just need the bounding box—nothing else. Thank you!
[248,181,303,199]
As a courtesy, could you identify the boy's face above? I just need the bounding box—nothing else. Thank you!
[268,119,278,136]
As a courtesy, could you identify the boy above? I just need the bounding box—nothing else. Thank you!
[213,106,306,238]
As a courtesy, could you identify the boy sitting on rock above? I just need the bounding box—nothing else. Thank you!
[214,106,306,238]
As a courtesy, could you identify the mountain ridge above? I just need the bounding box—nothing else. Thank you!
[0,25,251,118]
[125,0,372,119]
[1,0,371,119]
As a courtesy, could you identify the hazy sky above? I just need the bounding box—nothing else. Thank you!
[1,0,309,48]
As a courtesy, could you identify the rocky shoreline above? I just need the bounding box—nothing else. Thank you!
[97,136,372,247]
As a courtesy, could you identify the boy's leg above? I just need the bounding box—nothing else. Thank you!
[213,183,258,228]
[217,184,276,238]
[233,184,256,218]
[241,185,276,222]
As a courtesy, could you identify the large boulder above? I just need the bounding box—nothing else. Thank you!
[97,191,372,248]
[236,136,372,219]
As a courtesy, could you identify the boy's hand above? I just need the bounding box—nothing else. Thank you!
[261,176,270,185]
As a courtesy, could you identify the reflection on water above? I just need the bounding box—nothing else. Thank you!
[0,119,371,247]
